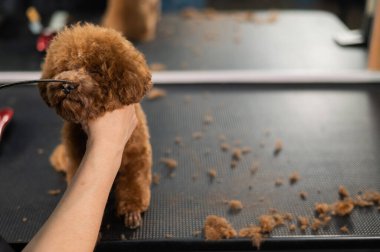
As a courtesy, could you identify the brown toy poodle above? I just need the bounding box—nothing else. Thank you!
[38,23,153,229]
[102,0,160,42]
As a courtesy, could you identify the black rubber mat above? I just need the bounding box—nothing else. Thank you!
[1,84,380,251]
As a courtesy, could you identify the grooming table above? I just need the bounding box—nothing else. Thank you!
[1,83,380,251]
[0,11,367,72]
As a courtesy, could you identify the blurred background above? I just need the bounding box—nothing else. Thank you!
[0,0,367,28]
[0,0,377,72]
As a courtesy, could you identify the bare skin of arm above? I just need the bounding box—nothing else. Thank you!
[23,105,137,252]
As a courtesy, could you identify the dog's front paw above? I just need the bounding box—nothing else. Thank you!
[124,211,142,229]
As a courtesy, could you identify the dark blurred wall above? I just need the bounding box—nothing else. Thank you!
[1,0,106,17]
[23,0,106,16]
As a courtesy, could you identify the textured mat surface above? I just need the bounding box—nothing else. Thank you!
[1,84,380,250]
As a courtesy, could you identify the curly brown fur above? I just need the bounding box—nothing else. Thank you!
[40,24,153,229]
[40,24,152,122]
[102,0,160,42]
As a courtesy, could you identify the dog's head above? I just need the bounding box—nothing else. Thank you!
[39,23,152,123]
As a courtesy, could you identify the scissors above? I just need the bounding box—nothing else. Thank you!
[0,79,74,141]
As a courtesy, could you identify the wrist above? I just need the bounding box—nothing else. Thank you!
[87,137,125,152]
[86,138,125,162]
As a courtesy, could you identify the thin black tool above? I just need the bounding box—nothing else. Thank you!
[0,79,76,90]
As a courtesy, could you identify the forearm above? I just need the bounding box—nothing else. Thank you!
[23,143,123,252]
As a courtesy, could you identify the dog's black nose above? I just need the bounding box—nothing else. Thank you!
[62,83,76,94]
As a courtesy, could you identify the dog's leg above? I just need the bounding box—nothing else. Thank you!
[115,154,152,229]
[64,154,82,184]
[50,144,68,173]
[60,122,87,184]
[49,144,78,183]
[115,105,152,229]
[49,143,81,184]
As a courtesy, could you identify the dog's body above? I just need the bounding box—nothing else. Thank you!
[102,0,160,42]
[39,24,153,228]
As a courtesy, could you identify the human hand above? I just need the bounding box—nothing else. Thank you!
[83,105,138,152]
[24,105,138,252]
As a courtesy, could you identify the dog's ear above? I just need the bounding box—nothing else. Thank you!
[98,31,153,104]
[117,69,153,104]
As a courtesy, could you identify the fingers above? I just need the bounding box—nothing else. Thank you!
[85,105,138,148]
